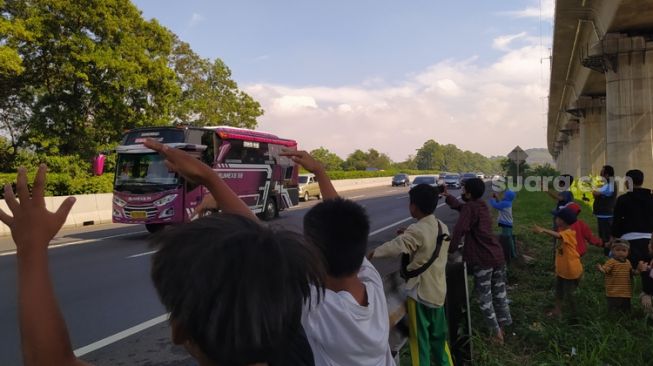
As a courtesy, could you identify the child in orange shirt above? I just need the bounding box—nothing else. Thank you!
[533,207,583,318]
[597,239,633,312]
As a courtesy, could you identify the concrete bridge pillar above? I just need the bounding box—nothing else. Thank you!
[573,97,607,176]
[596,34,653,182]
[568,131,581,178]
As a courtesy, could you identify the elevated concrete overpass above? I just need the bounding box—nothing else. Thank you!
[548,0,653,183]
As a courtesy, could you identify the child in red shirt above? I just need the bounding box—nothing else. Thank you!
[557,202,603,256]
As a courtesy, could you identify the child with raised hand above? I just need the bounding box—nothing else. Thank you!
[533,207,583,318]
[445,178,511,344]
[370,184,453,366]
[489,189,517,262]
[597,239,633,312]
[280,149,396,366]
[4,137,326,366]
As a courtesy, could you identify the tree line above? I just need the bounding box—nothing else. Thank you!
[0,0,262,171]
[310,139,503,173]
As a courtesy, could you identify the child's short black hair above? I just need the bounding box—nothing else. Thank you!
[558,174,574,188]
[409,184,438,215]
[463,177,486,200]
[150,214,325,365]
[303,198,370,278]
[626,169,644,186]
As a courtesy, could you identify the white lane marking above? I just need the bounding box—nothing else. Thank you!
[349,195,366,200]
[369,217,413,236]
[126,250,157,259]
[0,231,148,257]
[395,195,408,200]
[72,195,463,355]
[73,313,170,357]
[368,198,456,237]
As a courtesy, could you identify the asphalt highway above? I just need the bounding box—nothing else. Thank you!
[0,184,464,365]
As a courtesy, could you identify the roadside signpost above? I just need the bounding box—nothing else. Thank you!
[508,146,528,178]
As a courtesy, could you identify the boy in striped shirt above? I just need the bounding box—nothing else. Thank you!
[597,239,633,312]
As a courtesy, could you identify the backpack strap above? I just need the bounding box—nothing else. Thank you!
[400,219,450,280]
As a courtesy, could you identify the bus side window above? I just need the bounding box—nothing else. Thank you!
[201,131,216,165]
[224,140,244,163]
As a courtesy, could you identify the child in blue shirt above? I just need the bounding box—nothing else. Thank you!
[490,190,517,261]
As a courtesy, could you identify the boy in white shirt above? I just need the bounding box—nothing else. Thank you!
[282,150,395,366]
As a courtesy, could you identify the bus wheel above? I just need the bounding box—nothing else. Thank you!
[303,192,310,201]
[145,223,166,234]
[262,199,277,221]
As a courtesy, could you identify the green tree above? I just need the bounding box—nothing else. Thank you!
[170,37,263,128]
[309,147,344,171]
[366,148,392,170]
[1,0,181,158]
[343,149,369,171]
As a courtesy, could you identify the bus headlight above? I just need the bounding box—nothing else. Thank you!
[153,194,178,207]
[113,197,127,207]
[159,208,175,218]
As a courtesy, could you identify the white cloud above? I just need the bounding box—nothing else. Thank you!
[245,34,550,161]
[188,13,204,27]
[493,32,527,50]
[505,0,554,21]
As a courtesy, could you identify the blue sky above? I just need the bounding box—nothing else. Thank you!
[133,0,554,160]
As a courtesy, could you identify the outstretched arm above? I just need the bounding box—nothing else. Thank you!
[0,166,89,366]
[280,149,338,200]
[144,139,257,221]
[532,225,562,239]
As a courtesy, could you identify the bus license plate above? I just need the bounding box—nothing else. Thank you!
[131,211,147,219]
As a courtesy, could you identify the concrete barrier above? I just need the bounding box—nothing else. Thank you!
[0,175,427,237]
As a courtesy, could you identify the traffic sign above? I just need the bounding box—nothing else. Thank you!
[508,146,528,164]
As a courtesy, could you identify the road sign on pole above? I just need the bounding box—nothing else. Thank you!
[508,146,528,178]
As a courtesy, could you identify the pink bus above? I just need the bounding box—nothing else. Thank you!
[112,126,300,232]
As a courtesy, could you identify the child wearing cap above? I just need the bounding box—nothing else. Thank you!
[562,202,603,257]
[533,207,583,318]
[597,239,633,312]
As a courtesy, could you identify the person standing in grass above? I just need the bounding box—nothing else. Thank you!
[592,165,617,256]
[597,239,633,312]
[445,178,512,344]
[489,189,517,262]
[612,169,653,299]
[533,207,582,318]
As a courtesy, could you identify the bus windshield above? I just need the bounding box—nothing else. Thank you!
[115,154,178,191]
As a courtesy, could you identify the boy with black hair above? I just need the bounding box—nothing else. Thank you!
[369,184,453,366]
[533,207,583,319]
[282,150,395,366]
[5,140,326,366]
[445,177,512,344]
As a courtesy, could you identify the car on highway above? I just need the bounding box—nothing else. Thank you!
[410,175,438,189]
[461,173,478,184]
[298,173,322,201]
[391,173,411,187]
[442,174,462,189]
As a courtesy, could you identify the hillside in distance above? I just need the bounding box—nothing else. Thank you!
[524,148,555,166]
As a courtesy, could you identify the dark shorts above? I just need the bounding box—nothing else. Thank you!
[606,297,631,313]
[555,276,579,300]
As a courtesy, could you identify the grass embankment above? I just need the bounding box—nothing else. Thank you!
[473,190,653,366]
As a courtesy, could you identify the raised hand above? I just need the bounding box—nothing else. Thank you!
[144,139,213,184]
[0,165,75,252]
[280,149,325,173]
